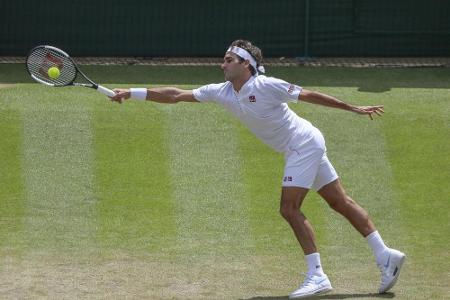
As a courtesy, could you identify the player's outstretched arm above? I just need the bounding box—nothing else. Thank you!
[299,89,384,120]
[110,88,199,104]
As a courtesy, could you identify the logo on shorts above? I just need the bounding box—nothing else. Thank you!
[287,84,295,94]
[283,176,293,182]
[248,95,256,102]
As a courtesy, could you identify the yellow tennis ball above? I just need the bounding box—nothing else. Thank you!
[48,67,60,79]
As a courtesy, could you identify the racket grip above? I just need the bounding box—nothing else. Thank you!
[97,85,116,97]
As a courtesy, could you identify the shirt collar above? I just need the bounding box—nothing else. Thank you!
[235,75,256,94]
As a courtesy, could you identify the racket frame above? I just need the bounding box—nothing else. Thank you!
[26,45,115,97]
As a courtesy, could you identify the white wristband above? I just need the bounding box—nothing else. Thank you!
[130,88,147,101]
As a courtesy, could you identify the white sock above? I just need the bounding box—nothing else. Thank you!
[305,252,325,276]
[366,231,389,263]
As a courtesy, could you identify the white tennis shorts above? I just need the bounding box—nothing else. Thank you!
[282,128,338,191]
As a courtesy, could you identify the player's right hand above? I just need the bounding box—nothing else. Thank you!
[110,88,131,104]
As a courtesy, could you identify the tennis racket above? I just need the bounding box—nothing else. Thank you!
[26,45,116,97]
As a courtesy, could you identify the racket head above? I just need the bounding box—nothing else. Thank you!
[26,45,78,87]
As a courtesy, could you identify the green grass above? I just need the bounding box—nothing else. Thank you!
[0,64,449,299]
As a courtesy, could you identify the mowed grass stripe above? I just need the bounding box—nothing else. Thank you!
[21,87,97,254]
[163,98,254,256]
[0,87,25,253]
[93,99,177,253]
[381,88,450,297]
[157,99,263,299]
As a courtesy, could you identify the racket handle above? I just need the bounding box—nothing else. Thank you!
[97,85,116,97]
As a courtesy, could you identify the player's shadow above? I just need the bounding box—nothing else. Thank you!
[241,292,395,300]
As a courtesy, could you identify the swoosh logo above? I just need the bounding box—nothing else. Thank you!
[384,254,391,269]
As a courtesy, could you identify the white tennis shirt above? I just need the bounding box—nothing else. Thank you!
[192,75,317,153]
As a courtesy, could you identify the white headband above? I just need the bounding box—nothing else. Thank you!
[227,46,265,75]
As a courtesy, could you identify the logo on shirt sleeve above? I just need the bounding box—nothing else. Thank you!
[248,95,256,102]
[287,84,295,94]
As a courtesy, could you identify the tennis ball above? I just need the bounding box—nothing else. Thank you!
[48,67,60,79]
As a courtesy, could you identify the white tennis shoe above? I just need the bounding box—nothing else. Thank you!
[289,273,332,299]
[378,248,406,293]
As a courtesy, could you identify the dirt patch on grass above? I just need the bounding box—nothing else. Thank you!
[0,251,439,299]
[0,83,16,89]
[0,253,296,300]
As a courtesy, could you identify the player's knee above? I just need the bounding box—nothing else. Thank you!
[279,203,298,221]
[279,206,292,220]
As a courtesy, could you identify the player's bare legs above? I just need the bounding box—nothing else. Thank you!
[280,187,333,299]
[317,179,375,236]
[280,187,317,254]
[318,179,406,294]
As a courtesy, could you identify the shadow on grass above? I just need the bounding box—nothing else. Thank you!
[241,292,395,300]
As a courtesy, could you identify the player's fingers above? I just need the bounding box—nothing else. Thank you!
[110,89,120,98]
[111,93,125,101]
[111,89,125,98]
[110,95,123,103]
[374,106,384,114]
[370,107,383,114]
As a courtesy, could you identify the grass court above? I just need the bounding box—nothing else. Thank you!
[0,64,449,299]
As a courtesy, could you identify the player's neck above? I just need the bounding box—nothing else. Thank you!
[231,73,252,93]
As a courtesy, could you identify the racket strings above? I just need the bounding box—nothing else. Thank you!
[27,47,77,86]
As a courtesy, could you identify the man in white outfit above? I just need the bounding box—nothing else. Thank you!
[110,39,405,299]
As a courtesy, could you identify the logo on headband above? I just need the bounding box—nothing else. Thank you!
[249,95,256,102]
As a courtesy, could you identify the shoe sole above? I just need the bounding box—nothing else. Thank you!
[379,254,406,293]
[289,286,333,299]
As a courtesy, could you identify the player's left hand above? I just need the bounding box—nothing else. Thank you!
[352,105,384,120]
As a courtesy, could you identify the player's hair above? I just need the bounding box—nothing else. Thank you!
[229,39,263,76]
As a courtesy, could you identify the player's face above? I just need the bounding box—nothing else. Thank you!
[221,52,247,81]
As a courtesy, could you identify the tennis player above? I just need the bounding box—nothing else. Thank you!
[110,39,405,299]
